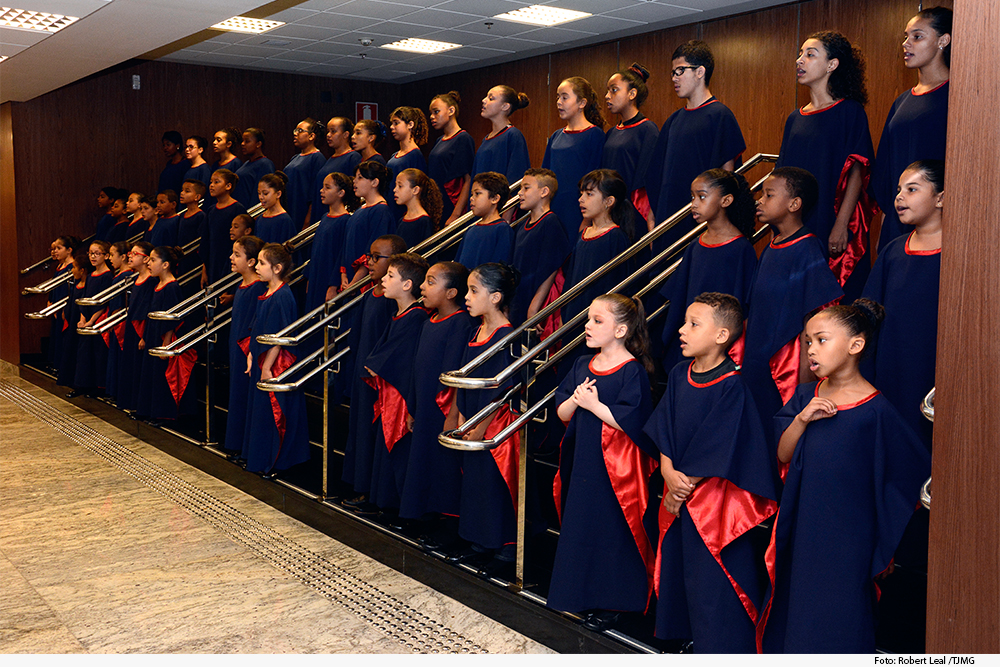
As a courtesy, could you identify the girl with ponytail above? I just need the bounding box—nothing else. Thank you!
[472,85,531,185]
[428,91,476,226]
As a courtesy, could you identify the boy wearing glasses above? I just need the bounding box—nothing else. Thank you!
[645,40,747,253]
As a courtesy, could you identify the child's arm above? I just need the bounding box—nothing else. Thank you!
[571,378,623,430]
[259,345,282,381]
[349,265,369,286]
[445,175,472,226]
[660,453,695,503]
[527,271,559,323]
[828,162,863,257]
[201,265,209,288]
[777,396,838,462]
[83,307,108,327]
[556,394,577,423]
[445,400,461,432]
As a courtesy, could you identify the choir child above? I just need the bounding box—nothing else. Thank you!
[57,248,92,392]
[230,213,253,242]
[117,241,154,412]
[45,235,78,373]
[72,241,113,397]
[256,172,296,244]
[200,169,247,287]
[872,7,951,251]
[542,77,606,239]
[428,91,476,226]
[94,186,118,241]
[472,86,531,185]
[548,294,658,632]
[364,253,431,512]
[104,241,134,401]
[312,117,363,232]
[211,127,243,173]
[233,128,275,209]
[146,190,180,248]
[759,299,929,653]
[137,196,158,241]
[776,31,876,301]
[352,119,388,166]
[305,172,357,314]
[645,41,746,253]
[387,107,430,222]
[510,168,571,328]
[222,235,267,462]
[285,118,327,228]
[742,167,843,437]
[182,135,212,190]
[659,169,758,371]
[178,179,206,250]
[123,192,149,240]
[602,63,659,234]
[644,293,778,652]
[242,243,309,477]
[393,168,441,249]
[339,160,396,290]
[158,130,189,198]
[105,193,131,244]
[454,172,513,268]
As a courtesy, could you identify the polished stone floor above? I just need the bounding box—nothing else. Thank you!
[0,371,554,655]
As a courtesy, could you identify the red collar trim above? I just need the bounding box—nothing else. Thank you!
[260,282,286,300]
[393,303,429,320]
[770,231,814,248]
[484,126,512,140]
[912,80,948,96]
[616,117,650,130]
[393,147,419,158]
[562,125,596,135]
[686,360,740,388]
[154,278,177,292]
[588,356,635,376]
[470,322,512,346]
[441,129,468,142]
[135,274,152,285]
[362,201,388,208]
[184,209,202,218]
[217,157,237,168]
[262,211,286,218]
[216,199,238,210]
[431,308,467,323]
[904,231,941,255]
[800,98,845,115]
[299,149,320,156]
[239,279,261,290]
[91,267,110,277]
[476,218,504,226]
[685,98,719,111]
[401,214,427,222]
[814,379,880,409]
[699,233,742,248]
[524,210,553,231]
[583,224,619,241]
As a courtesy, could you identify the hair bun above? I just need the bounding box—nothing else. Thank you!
[852,298,885,329]
[628,62,650,82]
[516,92,530,109]
[448,90,461,103]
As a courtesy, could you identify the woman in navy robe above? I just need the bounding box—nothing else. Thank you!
[233,128,275,209]
[313,117,363,229]
[473,85,531,185]
[284,118,327,228]
[305,172,356,315]
[428,92,476,226]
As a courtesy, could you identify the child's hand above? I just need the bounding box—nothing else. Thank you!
[572,377,600,411]
[219,293,234,307]
[405,414,414,431]
[325,286,337,303]
[245,353,252,375]
[138,339,145,350]
[663,468,694,501]
[261,365,273,382]
[663,494,683,516]
[365,366,376,377]
[797,397,838,424]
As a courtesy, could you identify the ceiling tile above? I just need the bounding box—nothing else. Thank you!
[173,52,264,68]
[390,8,482,29]
[608,2,700,23]
[296,40,361,56]
[297,12,384,31]
[536,0,653,14]
[293,0,357,9]
[438,20,541,39]
[265,23,345,41]
[297,62,357,75]
[272,48,339,63]
[433,0,535,15]
[333,0,425,21]
[563,15,647,32]
[213,44,289,58]
[252,58,316,72]
[265,7,324,23]
[356,21,435,40]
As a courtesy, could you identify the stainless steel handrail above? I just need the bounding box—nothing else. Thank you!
[256,346,352,392]
[148,272,242,321]
[921,387,935,422]
[20,233,95,275]
[77,308,127,336]
[920,477,932,510]
[75,274,136,307]
[22,271,72,296]
[147,309,233,357]
[24,297,68,319]
[437,383,528,452]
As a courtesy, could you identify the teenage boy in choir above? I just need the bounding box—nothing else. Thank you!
[178,180,206,249]
[643,292,779,652]
[159,130,189,197]
[364,253,431,513]
[742,167,843,433]
[645,40,746,251]
[454,171,514,268]
[146,191,180,247]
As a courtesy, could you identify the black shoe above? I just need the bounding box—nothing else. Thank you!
[341,495,368,509]
[477,556,515,581]
[145,419,163,427]
[444,544,481,564]
[261,471,278,480]
[224,451,241,462]
[66,389,82,398]
[351,502,379,516]
[581,610,620,632]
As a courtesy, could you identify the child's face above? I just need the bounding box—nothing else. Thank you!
[420,264,453,311]
[184,139,203,161]
[895,168,943,227]
[755,176,796,225]
[241,132,260,156]
[518,175,545,211]
[208,173,229,198]
[230,218,250,241]
[320,175,343,207]
[465,272,498,318]
[428,99,452,131]
[578,186,609,222]
[256,254,278,283]
[366,241,393,282]
[110,199,126,217]
[156,194,175,216]
[381,265,410,301]
[555,80,584,121]
[212,131,230,155]
[231,243,253,275]
[393,175,416,207]
[162,139,180,158]
[125,193,142,215]
[327,121,349,149]
[690,176,731,224]
[605,74,635,116]
[70,260,86,280]
[109,246,125,270]
[258,183,280,209]
[88,244,107,269]
[140,202,157,222]
[52,241,71,263]
[469,183,498,218]
[481,87,507,120]
[353,173,376,199]
[351,124,373,150]
[147,251,166,278]
[584,299,625,350]
[804,312,862,378]
[389,117,412,142]
[678,301,726,359]
[97,191,112,209]
[179,183,199,205]
[128,246,148,270]
[671,57,700,99]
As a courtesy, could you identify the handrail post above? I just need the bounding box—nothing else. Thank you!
[514,337,531,590]
[204,293,216,446]
[321,315,330,501]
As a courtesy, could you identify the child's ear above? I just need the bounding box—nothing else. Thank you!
[788,196,802,213]
[615,323,628,339]
[401,278,413,293]
[935,190,944,209]
[604,195,616,210]
[539,185,551,200]
[848,335,866,356]
[716,327,731,345]
[490,291,501,306]
[444,286,458,301]
[491,193,502,205]
[720,193,734,209]
[412,185,422,198]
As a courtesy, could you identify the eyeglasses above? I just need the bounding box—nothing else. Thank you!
[88,250,107,256]
[367,253,392,262]
[671,65,699,77]
[292,128,309,135]
[128,251,148,258]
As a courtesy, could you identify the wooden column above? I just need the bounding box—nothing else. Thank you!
[0,102,20,365]
[926,0,1000,652]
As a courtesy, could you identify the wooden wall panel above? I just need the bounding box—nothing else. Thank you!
[617,25,700,128]
[1,102,19,364]
[926,0,1000,652]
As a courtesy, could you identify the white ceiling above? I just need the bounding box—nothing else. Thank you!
[1,0,794,101]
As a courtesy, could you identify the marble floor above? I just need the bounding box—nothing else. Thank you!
[0,371,555,655]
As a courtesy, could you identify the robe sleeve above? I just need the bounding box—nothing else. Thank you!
[607,361,656,458]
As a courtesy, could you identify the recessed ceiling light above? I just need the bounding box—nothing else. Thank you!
[0,7,79,32]
[380,38,461,54]
[210,16,284,34]
[493,5,591,27]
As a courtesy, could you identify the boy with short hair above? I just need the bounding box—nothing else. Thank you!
[178,179,206,250]
[364,252,431,512]
[645,40,746,251]
[144,190,180,247]
[644,291,779,653]
[743,166,843,432]
[454,171,513,268]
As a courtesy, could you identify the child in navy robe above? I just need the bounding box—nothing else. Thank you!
[158,131,188,200]
[454,172,514,268]
[473,86,531,185]
[392,168,441,250]
[284,118,327,228]
[242,243,309,476]
[305,172,356,314]
[646,42,745,251]
[123,192,149,241]
[223,236,267,459]
[549,294,658,632]
[104,242,134,400]
[543,77,606,239]
[233,128,275,209]
[254,172,296,244]
[660,169,758,371]
[73,241,113,396]
[364,253,431,511]
[386,107,430,222]
[178,179,206,251]
[105,196,130,244]
[201,170,247,287]
[872,7,951,251]
[644,293,778,652]
[401,262,476,526]
[94,186,118,241]
[339,161,396,290]
[743,168,843,434]
[313,117,363,230]
[776,31,876,301]
[146,191,180,248]
[117,241,155,411]
[511,169,571,327]
[46,235,77,372]
[57,249,92,391]
[427,91,476,226]
[352,119,388,168]
[182,135,212,192]
[602,63,659,233]
[759,300,930,653]
[211,127,243,175]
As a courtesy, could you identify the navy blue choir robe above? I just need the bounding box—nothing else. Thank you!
[645,99,745,250]
[106,218,131,244]
[184,163,212,190]
[510,211,571,327]
[94,213,116,242]
[602,114,659,223]
[242,283,310,473]
[213,156,243,174]
[256,212,296,245]
[145,215,179,248]
[201,200,247,285]
[118,275,156,410]
[396,214,434,250]
[56,278,85,388]
[104,269,135,399]
[125,217,149,242]
[341,290,396,491]
[743,227,843,434]
[428,130,475,223]
[312,150,363,230]
[872,82,948,251]
[386,148,428,222]
[561,225,630,332]
[454,219,514,269]
[644,360,779,652]
[73,268,114,391]
[159,159,190,198]
[472,126,531,184]
[759,383,930,653]
[338,201,395,277]
[305,212,351,314]
[233,156,276,209]
[400,308,478,519]
[861,232,939,451]
[47,263,72,369]
[660,234,757,371]
[548,356,657,613]
[223,279,267,453]
[179,209,205,252]
[137,280,197,420]
[365,303,431,509]
[284,150,326,227]
[776,99,877,300]
[542,126,605,239]
[456,323,520,550]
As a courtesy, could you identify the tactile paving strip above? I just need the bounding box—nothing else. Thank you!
[0,381,486,654]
